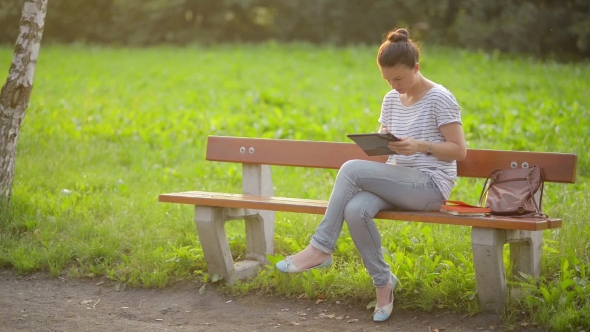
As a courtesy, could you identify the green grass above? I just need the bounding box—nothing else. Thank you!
[0,43,589,330]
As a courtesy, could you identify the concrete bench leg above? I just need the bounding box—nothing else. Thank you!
[242,164,275,264]
[191,164,276,285]
[194,206,236,282]
[507,230,542,279]
[194,206,269,285]
[509,191,543,279]
[471,227,507,312]
[245,210,274,263]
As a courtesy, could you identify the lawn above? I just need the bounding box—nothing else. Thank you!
[1,43,589,330]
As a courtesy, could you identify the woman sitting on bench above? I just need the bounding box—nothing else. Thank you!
[276,28,467,322]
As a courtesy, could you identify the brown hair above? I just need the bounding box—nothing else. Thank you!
[377,28,421,68]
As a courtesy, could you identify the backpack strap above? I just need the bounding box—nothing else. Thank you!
[478,169,501,207]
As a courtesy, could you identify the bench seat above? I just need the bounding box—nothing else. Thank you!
[159,136,577,312]
[160,191,562,231]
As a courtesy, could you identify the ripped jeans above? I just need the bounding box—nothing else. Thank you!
[309,160,444,287]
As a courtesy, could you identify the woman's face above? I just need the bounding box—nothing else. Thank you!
[379,63,419,94]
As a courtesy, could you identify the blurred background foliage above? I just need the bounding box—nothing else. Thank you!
[1,0,589,60]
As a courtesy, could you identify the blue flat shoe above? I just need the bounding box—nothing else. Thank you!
[275,255,332,273]
[373,272,399,322]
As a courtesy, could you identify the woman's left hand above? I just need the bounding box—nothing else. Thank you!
[388,138,421,156]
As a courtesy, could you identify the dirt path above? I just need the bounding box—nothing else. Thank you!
[0,270,542,332]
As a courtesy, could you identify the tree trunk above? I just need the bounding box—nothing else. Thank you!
[0,0,48,202]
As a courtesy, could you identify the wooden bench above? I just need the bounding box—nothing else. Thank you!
[159,135,577,312]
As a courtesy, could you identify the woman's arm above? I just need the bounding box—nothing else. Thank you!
[427,123,466,161]
[388,123,467,161]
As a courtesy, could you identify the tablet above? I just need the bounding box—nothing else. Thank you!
[347,133,400,156]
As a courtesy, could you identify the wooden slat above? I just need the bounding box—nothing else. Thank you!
[206,136,385,169]
[458,149,577,183]
[206,136,577,183]
[159,191,561,231]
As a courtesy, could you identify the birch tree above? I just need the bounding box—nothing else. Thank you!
[0,0,48,201]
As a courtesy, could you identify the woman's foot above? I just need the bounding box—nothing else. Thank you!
[373,272,398,322]
[276,245,332,273]
[375,278,394,307]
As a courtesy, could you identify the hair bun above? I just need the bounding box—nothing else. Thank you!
[387,29,410,42]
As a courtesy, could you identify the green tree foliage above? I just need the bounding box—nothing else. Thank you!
[1,0,589,59]
[451,0,590,59]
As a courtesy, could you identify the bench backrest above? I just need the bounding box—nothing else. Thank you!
[206,136,577,183]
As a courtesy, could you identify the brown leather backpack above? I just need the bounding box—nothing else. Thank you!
[478,165,545,217]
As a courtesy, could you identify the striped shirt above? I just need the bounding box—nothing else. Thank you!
[378,85,462,199]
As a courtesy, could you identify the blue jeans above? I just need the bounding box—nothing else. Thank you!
[310,160,444,287]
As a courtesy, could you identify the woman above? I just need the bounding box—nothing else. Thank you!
[276,28,466,322]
